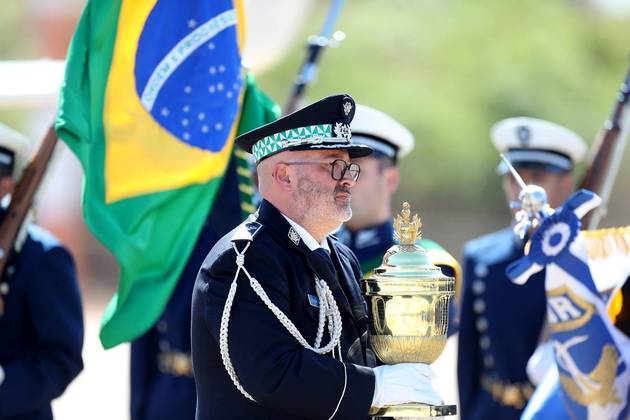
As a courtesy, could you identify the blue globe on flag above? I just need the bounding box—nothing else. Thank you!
[134,0,242,152]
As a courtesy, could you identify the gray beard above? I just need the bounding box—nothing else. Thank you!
[292,178,352,225]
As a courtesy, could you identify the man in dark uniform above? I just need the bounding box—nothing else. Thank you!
[338,104,460,285]
[0,123,84,420]
[191,94,442,419]
[130,77,279,420]
[457,117,587,420]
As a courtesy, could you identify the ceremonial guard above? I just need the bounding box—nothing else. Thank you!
[457,117,586,419]
[191,95,442,419]
[0,123,84,420]
[338,104,460,289]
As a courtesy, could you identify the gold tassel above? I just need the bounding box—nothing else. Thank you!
[608,290,623,324]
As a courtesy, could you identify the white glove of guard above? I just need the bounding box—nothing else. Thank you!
[371,363,442,407]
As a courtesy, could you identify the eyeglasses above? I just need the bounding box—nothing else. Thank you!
[281,159,361,182]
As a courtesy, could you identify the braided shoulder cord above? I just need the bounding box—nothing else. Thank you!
[219,242,345,403]
[219,242,255,401]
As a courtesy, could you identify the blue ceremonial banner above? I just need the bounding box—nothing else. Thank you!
[508,190,630,419]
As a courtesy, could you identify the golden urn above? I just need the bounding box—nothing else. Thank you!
[362,202,456,418]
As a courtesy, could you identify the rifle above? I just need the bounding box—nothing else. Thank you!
[0,126,58,274]
[284,0,345,115]
[579,62,630,230]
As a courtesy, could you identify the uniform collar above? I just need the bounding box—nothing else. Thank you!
[281,214,331,253]
[257,199,334,253]
[341,220,394,250]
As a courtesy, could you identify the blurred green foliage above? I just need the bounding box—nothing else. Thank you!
[258,0,630,213]
[0,1,36,129]
[0,0,628,245]
[0,2,34,58]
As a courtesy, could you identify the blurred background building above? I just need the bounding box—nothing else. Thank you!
[1,0,629,418]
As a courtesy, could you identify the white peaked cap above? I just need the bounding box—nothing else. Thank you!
[351,104,414,159]
[491,116,587,172]
[0,123,33,182]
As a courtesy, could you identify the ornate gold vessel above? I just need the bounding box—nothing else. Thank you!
[362,202,456,418]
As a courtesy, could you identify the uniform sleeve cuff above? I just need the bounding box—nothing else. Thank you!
[330,363,375,419]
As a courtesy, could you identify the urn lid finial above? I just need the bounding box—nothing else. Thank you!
[394,202,423,245]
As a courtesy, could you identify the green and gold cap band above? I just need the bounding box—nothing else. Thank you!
[235,94,372,162]
[252,123,354,161]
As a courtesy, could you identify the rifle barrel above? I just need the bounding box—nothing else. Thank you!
[0,126,57,272]
[579,63,630,229]
[283,0,346,114]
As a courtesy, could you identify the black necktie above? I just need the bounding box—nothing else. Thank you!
[310,248,338,284]
[311,247,368,364]
[308,247,354,318]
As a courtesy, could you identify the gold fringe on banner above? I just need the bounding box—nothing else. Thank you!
[582,226,630,323]
[583,226,630,260]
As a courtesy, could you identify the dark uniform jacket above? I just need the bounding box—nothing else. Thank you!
[130,156,243,420]
[0,225,83,420]
[457,227,546,420]
[191,199,376,419]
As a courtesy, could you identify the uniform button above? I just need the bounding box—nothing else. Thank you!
[483,354,495,367]
[473,298,486,314]
[159,340,170,352]
[503,385,524,408]
[472,280,485,295]
[479,335,491,350]
[157,320,168,333]
[475,317,488,332]
[475,263,488,277]
[0,282,8,295]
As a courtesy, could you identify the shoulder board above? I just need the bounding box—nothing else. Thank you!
[27,224,61,251]
[417,237,462,288]
[464,227,514,254]
[231,220,263,242]
[464,228,514,259]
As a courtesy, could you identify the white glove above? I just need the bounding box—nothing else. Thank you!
[0,364,4,386]
[371,363,443,407]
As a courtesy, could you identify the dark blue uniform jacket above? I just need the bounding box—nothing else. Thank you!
[0,225,83,420]
[457,228,546,420]
[191,199,376,419]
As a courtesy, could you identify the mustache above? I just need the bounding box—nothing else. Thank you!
[334,186,351,195]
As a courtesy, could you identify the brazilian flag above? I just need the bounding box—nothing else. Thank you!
[56,0,278,348]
